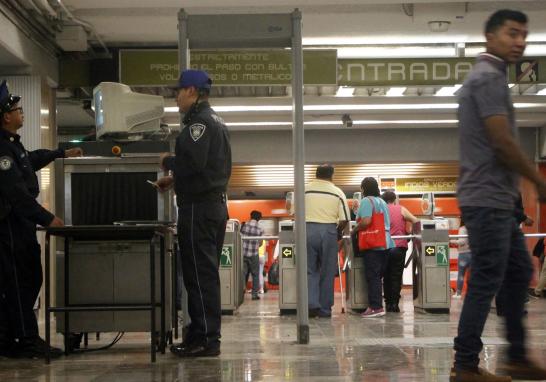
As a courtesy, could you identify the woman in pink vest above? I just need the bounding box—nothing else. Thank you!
[381,191,419,312]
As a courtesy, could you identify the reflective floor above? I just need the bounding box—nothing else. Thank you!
[1,289,546,381]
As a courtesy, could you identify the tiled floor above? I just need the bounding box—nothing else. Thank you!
[1,290,546,381]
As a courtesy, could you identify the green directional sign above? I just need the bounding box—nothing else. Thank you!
[220,245,233,268]
[119,49,337,86]
[436,244,449,266]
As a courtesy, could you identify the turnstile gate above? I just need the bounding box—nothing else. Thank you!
[412,219,451,313]
[278,220,297,314]
[220,219,244,314]
[346,221,369,311]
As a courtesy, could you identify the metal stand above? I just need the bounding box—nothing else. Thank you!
[44,225,167,364]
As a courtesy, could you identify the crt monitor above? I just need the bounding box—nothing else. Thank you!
[93,82,165,139]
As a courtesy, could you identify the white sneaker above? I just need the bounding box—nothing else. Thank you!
[453,293,462,299]
[258,289,264,294]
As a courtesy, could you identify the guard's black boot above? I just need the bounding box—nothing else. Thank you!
[170,340,194,356]
[176,341,220,358]
[13,336,63,359]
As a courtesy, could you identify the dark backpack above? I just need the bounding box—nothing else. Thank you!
[268,260,279,285]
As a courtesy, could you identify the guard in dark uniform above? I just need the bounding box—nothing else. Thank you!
[155,70,231,357]
[0,80,82,358]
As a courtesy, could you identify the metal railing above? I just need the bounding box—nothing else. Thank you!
[241,233,546,241]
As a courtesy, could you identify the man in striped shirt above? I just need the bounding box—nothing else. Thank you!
[241,210,264,300]
[305,164,350,318]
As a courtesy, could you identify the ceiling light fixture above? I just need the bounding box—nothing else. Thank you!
[465,44,546,57]
[334,46,456,58]
[336,86,355,97]
[164,102,546,114]
[435,84,462,97]
[169,119,459,128]
[386,87,407,97]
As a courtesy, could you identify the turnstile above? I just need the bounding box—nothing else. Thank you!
[220,219,244,314]
[345,221,369,311]
[278,220,297,314]
[413,219,451,313]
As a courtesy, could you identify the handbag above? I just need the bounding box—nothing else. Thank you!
[268,260,279,285]
[357,197,387,251]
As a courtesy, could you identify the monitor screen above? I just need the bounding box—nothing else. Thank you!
[92,82,164,139]
[94,89,104,133]
[71,172,158,225]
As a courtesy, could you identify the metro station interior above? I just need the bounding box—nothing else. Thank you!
[1,0,546,381]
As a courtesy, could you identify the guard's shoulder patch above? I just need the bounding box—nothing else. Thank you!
[189,123,206,142]
[0,156,13,171]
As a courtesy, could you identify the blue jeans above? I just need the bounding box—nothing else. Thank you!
[454,207,533,370]
[456,252,472,294]
[306,223,338,315]
[363,249,388,309]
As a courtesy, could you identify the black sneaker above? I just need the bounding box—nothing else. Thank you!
[170,340,195,355]
[386,304,401,313]
[317,311,331,318]
[175,342,220,358]
[308,308,320,318]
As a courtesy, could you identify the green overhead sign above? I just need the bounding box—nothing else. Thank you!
[118,50,545,87]
[338,57,544,86]
[119,49,337,86]
[338,58,475,86]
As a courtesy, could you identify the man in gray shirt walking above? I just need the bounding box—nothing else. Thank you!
[451,9,546,382]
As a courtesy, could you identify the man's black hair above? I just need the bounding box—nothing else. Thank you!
[361,177,380,197]
[316,164,334,180]
[485,9,528,34]
[250,210,262,221]
[381,190,397,204]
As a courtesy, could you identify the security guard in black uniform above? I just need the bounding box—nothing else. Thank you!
[155,70,231,357]
[0,80,82,358]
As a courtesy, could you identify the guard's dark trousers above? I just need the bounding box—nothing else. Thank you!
[178,200,227,347]
[0,217,42,341]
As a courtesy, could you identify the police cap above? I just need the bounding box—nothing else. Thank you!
[0,80,21,114]
[176,70,212,90]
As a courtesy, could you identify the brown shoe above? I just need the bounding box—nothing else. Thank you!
[498,359,546,380]
[449,367,512,382]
